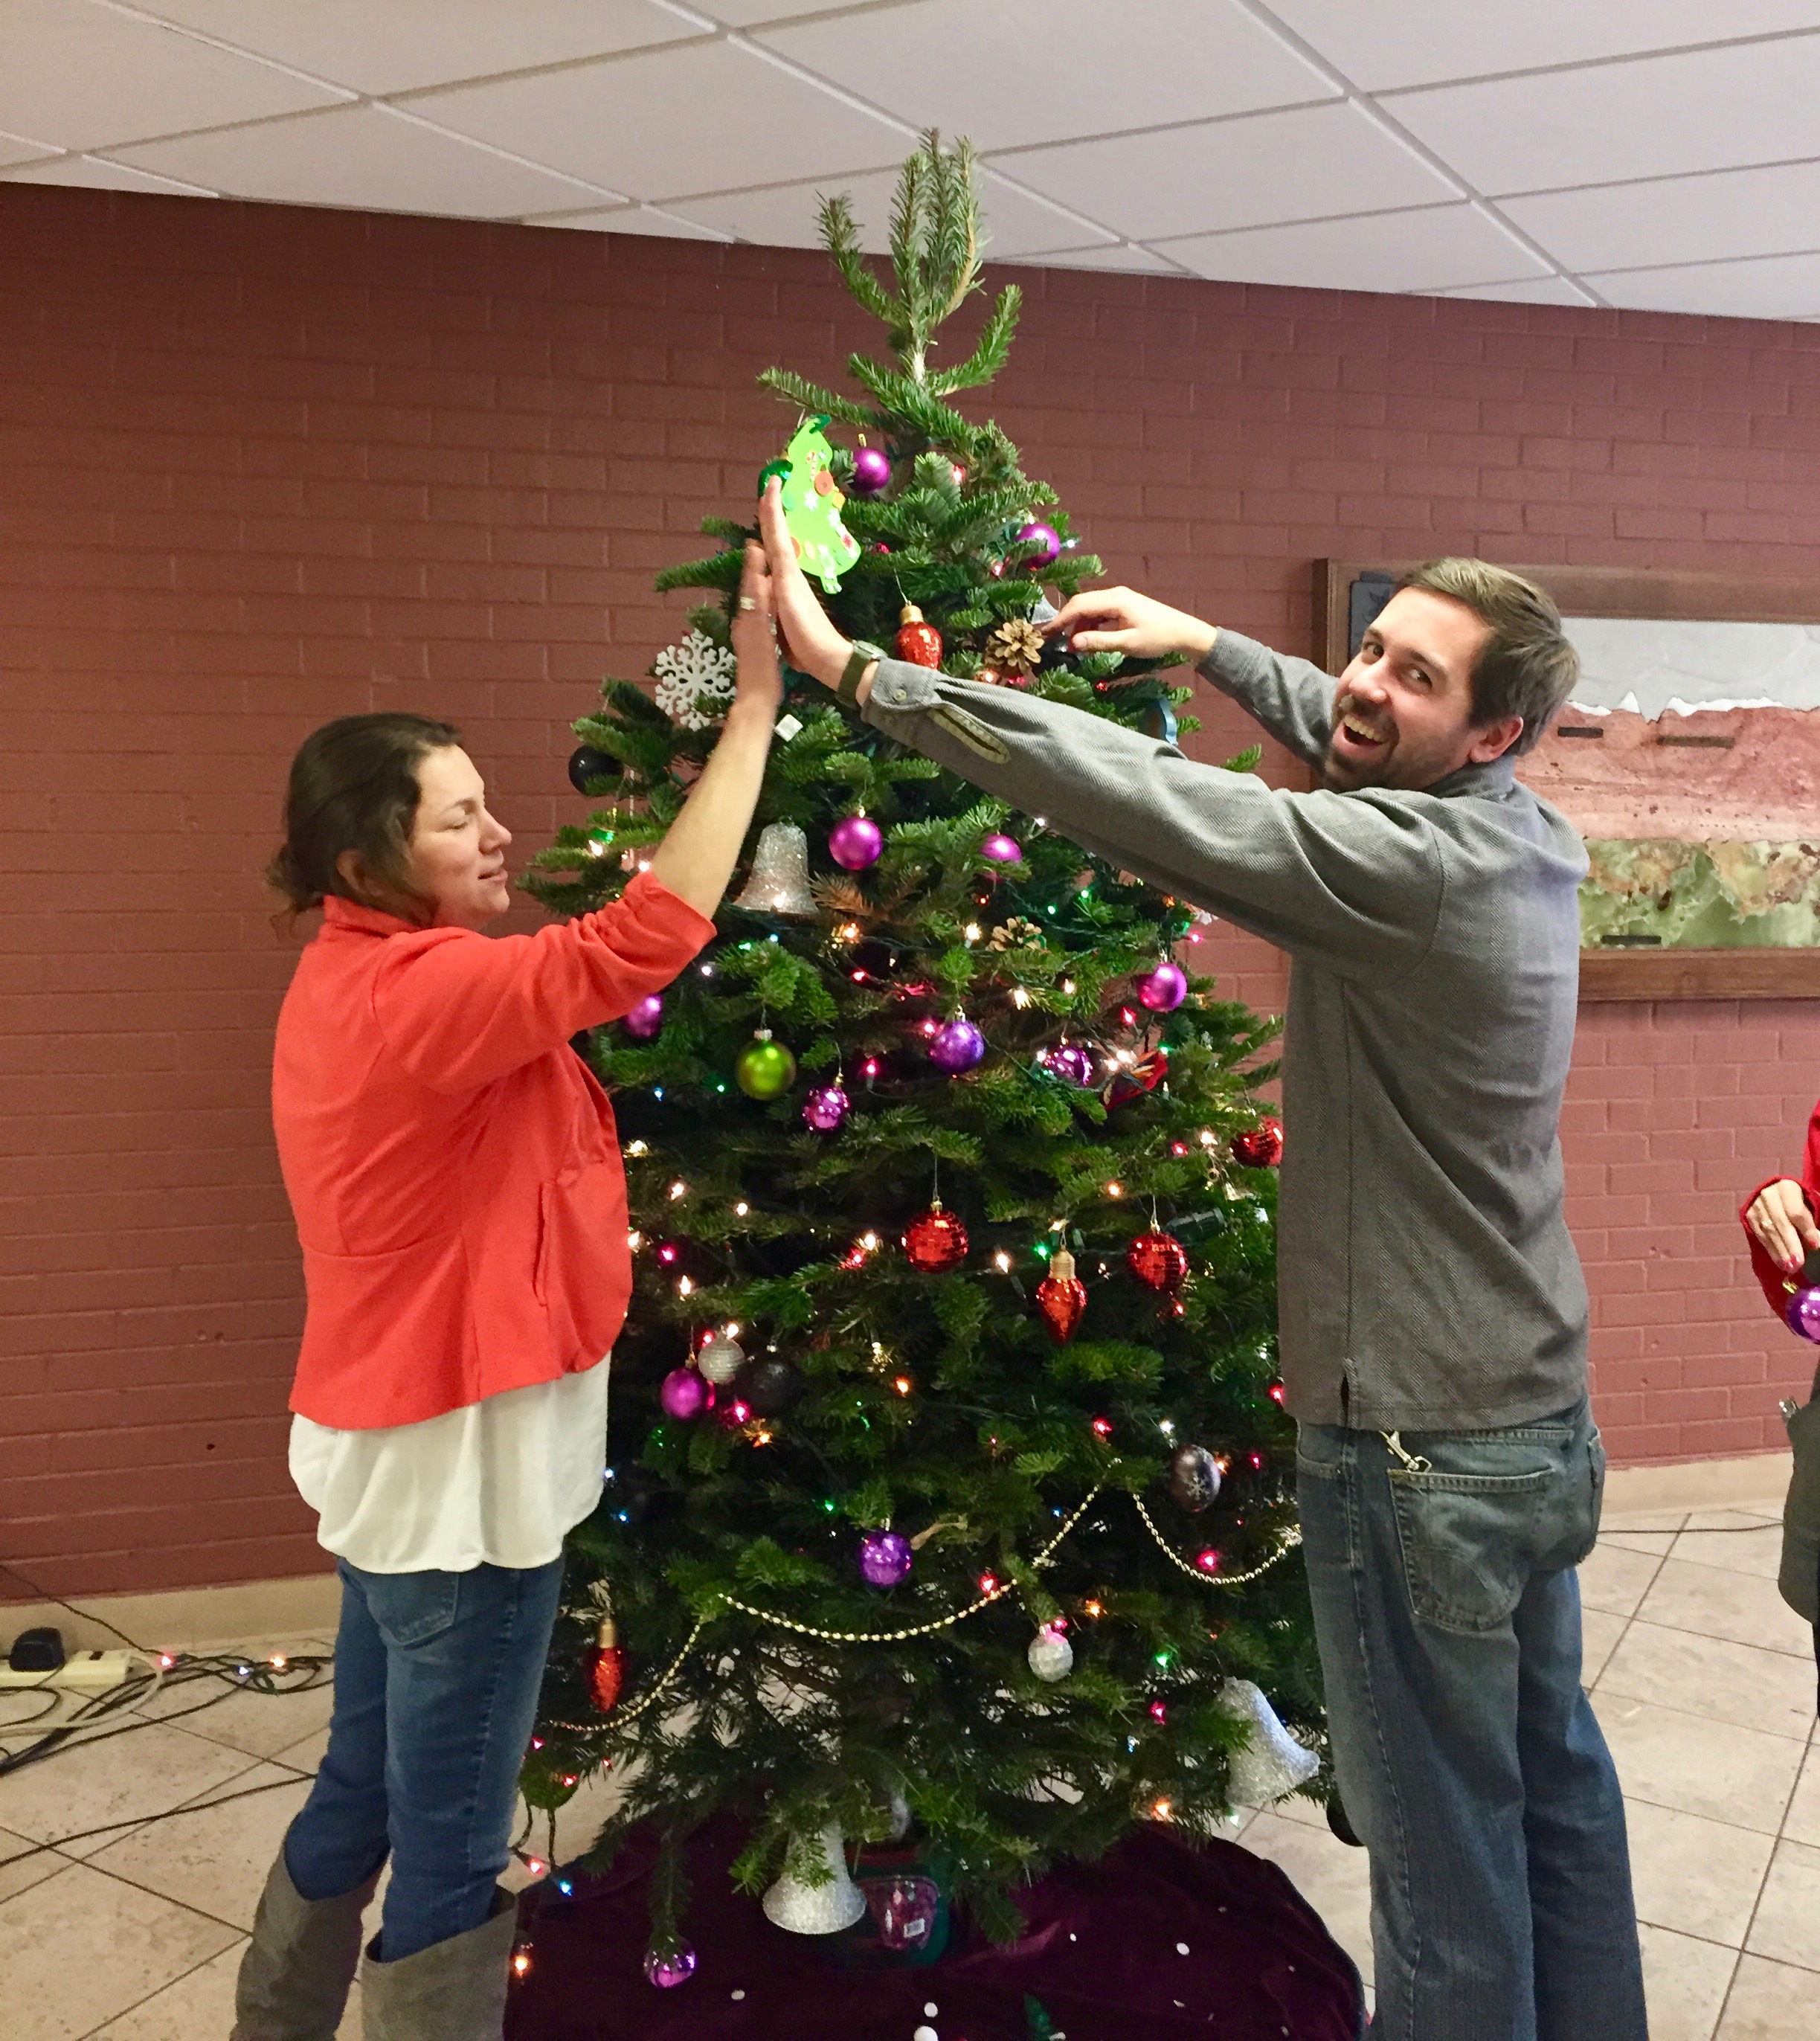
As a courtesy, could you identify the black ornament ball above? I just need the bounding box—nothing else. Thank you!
[851,938,898,980]
[605,1464,666,1526]
[567,744,621,794]
[1167,1443,1223,1513]
[735,1357,806,1419]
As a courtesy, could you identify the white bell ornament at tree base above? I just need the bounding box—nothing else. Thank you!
[1218,1678,1320,1807]
[759,1821,867,1933]
[733,822,818,917]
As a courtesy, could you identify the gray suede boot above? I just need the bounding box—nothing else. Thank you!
[231,1851,379,2041]
[358,1889,518,2041]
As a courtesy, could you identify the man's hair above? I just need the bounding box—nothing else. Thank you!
[267,712,461,923]
[1395,559,1579,756]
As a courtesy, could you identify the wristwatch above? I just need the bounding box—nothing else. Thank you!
[837,641,886,709]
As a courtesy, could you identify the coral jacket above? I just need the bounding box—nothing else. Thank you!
[1740,1100,1820,1325]
[273,871,714,1429]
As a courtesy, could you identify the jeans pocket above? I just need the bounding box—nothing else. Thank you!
[1293,1421,1345,1486]
[352,1566,462,1649]
[1389,1465,1555,1635]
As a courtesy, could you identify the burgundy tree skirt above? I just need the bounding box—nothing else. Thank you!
[506,1815,1365,2040]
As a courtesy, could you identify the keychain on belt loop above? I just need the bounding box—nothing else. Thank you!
[1383,1430,1432,1473]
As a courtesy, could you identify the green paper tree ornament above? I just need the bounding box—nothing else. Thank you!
[761,414,862,593]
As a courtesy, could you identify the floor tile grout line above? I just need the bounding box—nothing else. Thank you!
[68,1935,248,2041]
[1705,1705,1819,2032]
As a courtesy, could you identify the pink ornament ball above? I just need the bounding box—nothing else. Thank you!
[858,1530,913,1587]
[1137,961,1188,1012]
[851,445,891,495]
[1017,520,1063,567]
[930,1018,985,1073]
[980,833,1023,864]
[659,1367,708,1420]
[802,1083,849,1134]
[623,993,663,1039]
[1043,1043,1096,1088]
[1788,1287,1820,1343]
[643,1941,697,1989]
[829,814,884,870]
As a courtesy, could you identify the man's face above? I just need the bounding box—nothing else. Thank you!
[1324,588,1518,793]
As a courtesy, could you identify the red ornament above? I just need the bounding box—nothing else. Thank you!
[1126,1229,1189,1292]
[895,604,942,668]
[902,1200,969,1272]
[583,1610,626,1712]
[1035,1249,1087,1343]
[1103,1047,1169,1109]
[1231,1116,1284,1167]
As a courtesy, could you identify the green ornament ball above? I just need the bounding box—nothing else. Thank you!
[735,1036,797,1100]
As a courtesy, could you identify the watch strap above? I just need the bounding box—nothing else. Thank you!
[838,641,884,708]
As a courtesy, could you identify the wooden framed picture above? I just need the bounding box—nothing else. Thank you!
[1315,562,1820,1001]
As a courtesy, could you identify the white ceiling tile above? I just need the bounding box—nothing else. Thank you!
[758,0,1334,151]
[1503,158,1820,275]
[684,0,862,21]
[1000,100,1456,241]
[1435,275,1603,307]
[1387,35,1820,197]
[1586,249,1820,319]
[0,153,216,196]
[1160,203,1551,294]
[0,130,58,170]
[524,203,732,240]
[106,103,623,217]
[417,38,911,199]
[0,0,345,153]
[131,0,704,97]
[1266,0,1820,93]
[672,164,1111,257]
[1002,243,1193,274]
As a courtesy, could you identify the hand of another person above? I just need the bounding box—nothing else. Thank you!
[730,541,784,715]
[756,477,851,688]
[1746,1177,1820,1273]
[1044,585,1218,663]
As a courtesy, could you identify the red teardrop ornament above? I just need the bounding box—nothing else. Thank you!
[1231,1116,1284,1167]
[1126,1229,1189,1292]
[1035,1249,1088,1343]
[584,1612,626,1712]
[902,1200,969,1272]
[895,604,943,669]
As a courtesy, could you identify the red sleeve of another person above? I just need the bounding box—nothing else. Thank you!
[1740,1099,1820,1324]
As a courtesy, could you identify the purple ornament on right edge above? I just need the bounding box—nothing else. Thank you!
[1043,1042,1096,1088]
[1787,1287,1820,1343]
[1017,519,1062,567]
[1137,960,1187,1012]
[980,832,1023,864]
[851,445,891,496]
[858,1530,913,1588]
[623,993,663,1040]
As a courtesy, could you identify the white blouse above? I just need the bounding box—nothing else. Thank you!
[289,1360,610,1575]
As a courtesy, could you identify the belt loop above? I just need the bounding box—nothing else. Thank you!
[1381,1430,1432,1474]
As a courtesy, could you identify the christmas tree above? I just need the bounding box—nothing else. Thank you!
[522,134,1319,1960]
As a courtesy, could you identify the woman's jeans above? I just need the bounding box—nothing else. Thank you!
[282,1557,564,1962]
[1296,1401,1647,2041]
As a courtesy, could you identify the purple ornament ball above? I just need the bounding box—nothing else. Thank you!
[659,1367,708,1421]
[980,832,1023,864]
[1043,1042,1096,1088]
[643,1941,698,1989]
[829,814,884,870]
[930,1018,985,1074]
[1017,519,1063,567]
[851,445,891,496]
[1787,1287,1820,1343]
[623,992,663,1040]
[803,1082,849,1134]
[1137,961,1188,1013]
[858,1530,913,1588]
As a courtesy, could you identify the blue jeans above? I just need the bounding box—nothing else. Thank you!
[283,1557,564,1961]
[1295,1402,1645,2041]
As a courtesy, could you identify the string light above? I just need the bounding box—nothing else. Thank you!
[1082,1600,1104,1619]
[587,839,607,857]
[893,1375,913,1396]
[677,1275,694,1296]
[1151,1799,1173,1822]
[965,922,982,942]
[734,1201,749,1216]
[1011,987,1030,1008]
[700,962,714,976]
[1105,1181,1123,1198]
[977,1571,999,1595]
[1091,1416,1113,1439]
[269,1654,287,1671]
[626,1141,649,1157]
[627,1230,643,1251]
[669,1180,687,1200]
[512,1948,533,1978]
[992,1250,1012,1273]
[836,922,862,942]
[862,1058,881,1077]
[1195,1549,1221,1575]
[1062,978,1076,995]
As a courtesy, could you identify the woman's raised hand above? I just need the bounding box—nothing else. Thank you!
[757,477,851,688]
[1746,1177,1820,1274]
[730,541,784,715]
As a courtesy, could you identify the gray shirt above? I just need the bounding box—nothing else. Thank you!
[861,629,1591,1431]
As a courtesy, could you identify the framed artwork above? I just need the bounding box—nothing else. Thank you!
[1315,563,1820,1001]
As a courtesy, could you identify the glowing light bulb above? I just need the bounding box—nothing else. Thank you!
[965,922,982,942]
[657,1243,677,1263]
[1091,1416,1113,1439]
[627,1230,643,1251]
[893,1375,913,1395]
[1062,979,1076,995]
[626,1140,649,1157]
[700,962,714,976]
[1151,1799,1172,1822]
[512,1948,533,1977]
[669,1180,686,1200]
[677,1275,693,1296]
[993,1250,1012,1273]
[1012,987,1030,1008]
[158,1652,176,1671]
[587,839,606,857]
[734,1201,749,1216]
[269,1653,286,1671]
[862,1058,880,1076]
[861,1232,879,1252]
[1198,1129,1215,1146]
[1195,1549,1221,1575]
[1083,1600,1104,1619]
[978,1572,1000,1596]
[1105,1181,1123,1198]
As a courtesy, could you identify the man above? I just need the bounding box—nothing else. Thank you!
[757,481,1646,2041]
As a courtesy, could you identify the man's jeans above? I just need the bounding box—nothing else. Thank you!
[1295,1402,1646,2041]
[282,1557,564,1961]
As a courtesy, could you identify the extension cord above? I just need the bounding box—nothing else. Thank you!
[0,1649,136,1692]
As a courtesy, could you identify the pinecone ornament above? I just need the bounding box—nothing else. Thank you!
[980,618,1044,679]
[988,916,1044,951]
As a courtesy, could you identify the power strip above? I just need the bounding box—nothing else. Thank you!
[0,1650,136,1692]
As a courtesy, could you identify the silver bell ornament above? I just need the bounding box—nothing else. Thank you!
[760,1820,867,1934]
[733,821,817,918]
[1218,1678,1319,1807]
[1026,1623,1074,1683]
[697,1331,745,1386]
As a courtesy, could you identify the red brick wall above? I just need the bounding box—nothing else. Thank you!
[4,185,1819,1600]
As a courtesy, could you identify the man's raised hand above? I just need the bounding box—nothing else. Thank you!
[1044,585,1218,664]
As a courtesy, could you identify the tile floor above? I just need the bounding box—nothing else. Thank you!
[0,1491,1811,2038]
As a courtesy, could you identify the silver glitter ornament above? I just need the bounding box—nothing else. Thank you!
[733,822,817,918]
[697,1331,745,1386]
[1218,1678,1319,1806]
[1026,1624,1074,1682]
[760,1821,867,1933]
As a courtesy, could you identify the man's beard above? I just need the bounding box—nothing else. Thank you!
[1322,696,1396,788]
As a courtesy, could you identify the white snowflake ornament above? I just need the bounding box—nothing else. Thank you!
[653,629,737,730]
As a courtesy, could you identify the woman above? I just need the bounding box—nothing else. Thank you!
[234,545,780,2041]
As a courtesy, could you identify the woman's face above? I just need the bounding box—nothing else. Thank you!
[405,746,514,930]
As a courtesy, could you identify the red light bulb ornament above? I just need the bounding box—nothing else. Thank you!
[895,604,943,668]
[583,1591,626,1713]
[1035,1247,1088,1343]
[1127,1227,1189,1293]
